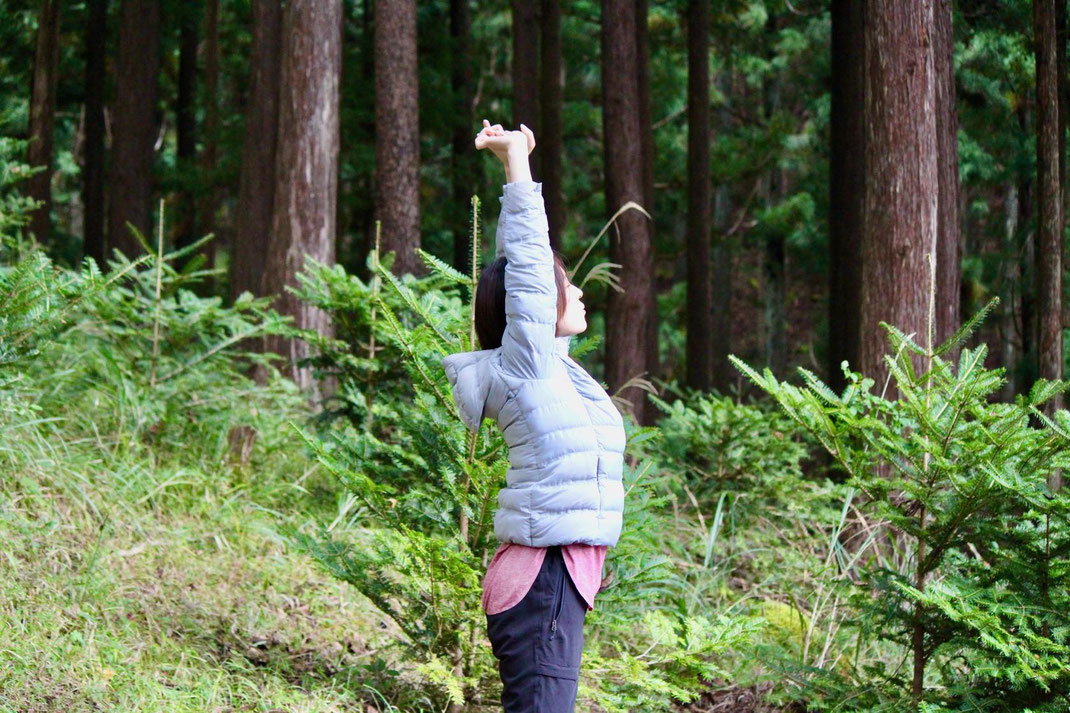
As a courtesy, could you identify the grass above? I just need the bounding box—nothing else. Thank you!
[0,371,411,712]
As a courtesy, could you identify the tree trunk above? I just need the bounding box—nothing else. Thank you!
[860,0,938,396]
[602,0,656,424]
[261,0,341,394]
[174,0,200,259]
[934,0,961,352]
[450,0,481,274]
[1034,0,1063,490]
[762,14,786,378]
[539,0,564,250]
[512,0,540,179]
[199,0,220,278]
[109,0,161,258]
[685,0,711,392]
[635,0,659,395]
[83,0,107,266]
[711,67,733,394]
[27,0,61,245]
[232,0,282,303]
[374,0,421,276]
[828,0,864,392]
[999,180,1019,402]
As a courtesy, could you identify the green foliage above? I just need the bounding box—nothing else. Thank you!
[733,301,1070,711]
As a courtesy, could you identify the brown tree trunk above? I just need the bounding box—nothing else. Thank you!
[828,0,864,392]
[762,15,786,378]
[934,0,961,352]
[27,0,61,245]
[860,0,938,396]
[711,67,733,394]
[174,0,200,259]
[108,0,161,258]
[635,0,659,393]
[83,0,107,266]
[232,0,282,303]
[1034,0,1063,490]
[374,0,421,276]
[199,0,220,277]
[450,0,482,273]
[539,0,564,250]
[512,0,540,179]
[602,0,656,424]
[685,0,711,392]
[261,0,341,394]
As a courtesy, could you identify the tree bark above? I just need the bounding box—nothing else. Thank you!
[860,0,939,397]
[512,0,540,179]
[83,0,107,266]
[261,0,341,393]
[602,0,656,424]
[1034,0,1063,490]
[539,0,564,250]
[199,0,220,277]
[685,0,711,392]
[108,0,161,258]
[374,0,421,276]
[828,0,864,392]
[450,0,482,273]
[934,0,961,353]
[174,0,200,259]
[635,0,659,393]
[232,0,282,303]
[711,68,733,394]
[27,0,61,245]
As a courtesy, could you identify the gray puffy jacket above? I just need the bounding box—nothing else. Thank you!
[440,181,626,548]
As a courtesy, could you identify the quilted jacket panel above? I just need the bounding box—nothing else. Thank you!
[440,181,626,548]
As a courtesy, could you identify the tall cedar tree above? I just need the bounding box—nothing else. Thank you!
[174,0,199,260]
[539,0,564,250]
[27,0,60,246]
[374,0,421,276]
[711,67,733,392]
[828,0,864,392]
[512,0,540,179]
[603,0,656,424]
[261,0,341,391]
[232,0,281,303]
[636,0,658,391]
[860,0,939,394]
[685,0,712,391]
[82,0,107,266]
[108,0,161,258]
[1033,0,1063,490]
[934,0,962,352]
[199,0,220,274]
[450,0,482,273]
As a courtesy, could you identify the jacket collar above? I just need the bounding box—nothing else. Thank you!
[554,335,572,357]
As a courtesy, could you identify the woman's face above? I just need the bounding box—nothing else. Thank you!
[555,280,587,337]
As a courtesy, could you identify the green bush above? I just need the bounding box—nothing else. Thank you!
[734,300,1070,711]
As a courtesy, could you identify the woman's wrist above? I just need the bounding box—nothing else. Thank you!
[504,146,532,183]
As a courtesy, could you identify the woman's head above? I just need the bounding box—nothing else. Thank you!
[474,253,587,349]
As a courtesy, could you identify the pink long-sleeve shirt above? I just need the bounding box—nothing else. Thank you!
[482,542,608,616]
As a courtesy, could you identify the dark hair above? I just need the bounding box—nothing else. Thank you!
[474,252,569,349]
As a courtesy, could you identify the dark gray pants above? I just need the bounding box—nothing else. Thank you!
[485,545,588,712]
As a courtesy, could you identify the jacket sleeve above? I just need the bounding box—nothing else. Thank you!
[494,180,557,380]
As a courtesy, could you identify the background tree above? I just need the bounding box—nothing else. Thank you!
[512,0,540,180]
[81,0,106,266]
[108,0,161,258]
[602,0,656,424]
[232,0,281,304]
[1033,0,1063,490]
[261,0,341,392]
[685,0,711,392]
[859,0,939,392]
[26,0,60,246]
[539,0,564,250]
[374,0,421,276]
[934,0,962,351]
[450,0,481,273]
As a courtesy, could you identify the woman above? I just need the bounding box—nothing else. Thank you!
[440,120,627,712]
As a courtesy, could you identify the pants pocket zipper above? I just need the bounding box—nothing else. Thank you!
[549,553,565,641]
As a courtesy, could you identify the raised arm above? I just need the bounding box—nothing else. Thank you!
[476,121,557,379]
